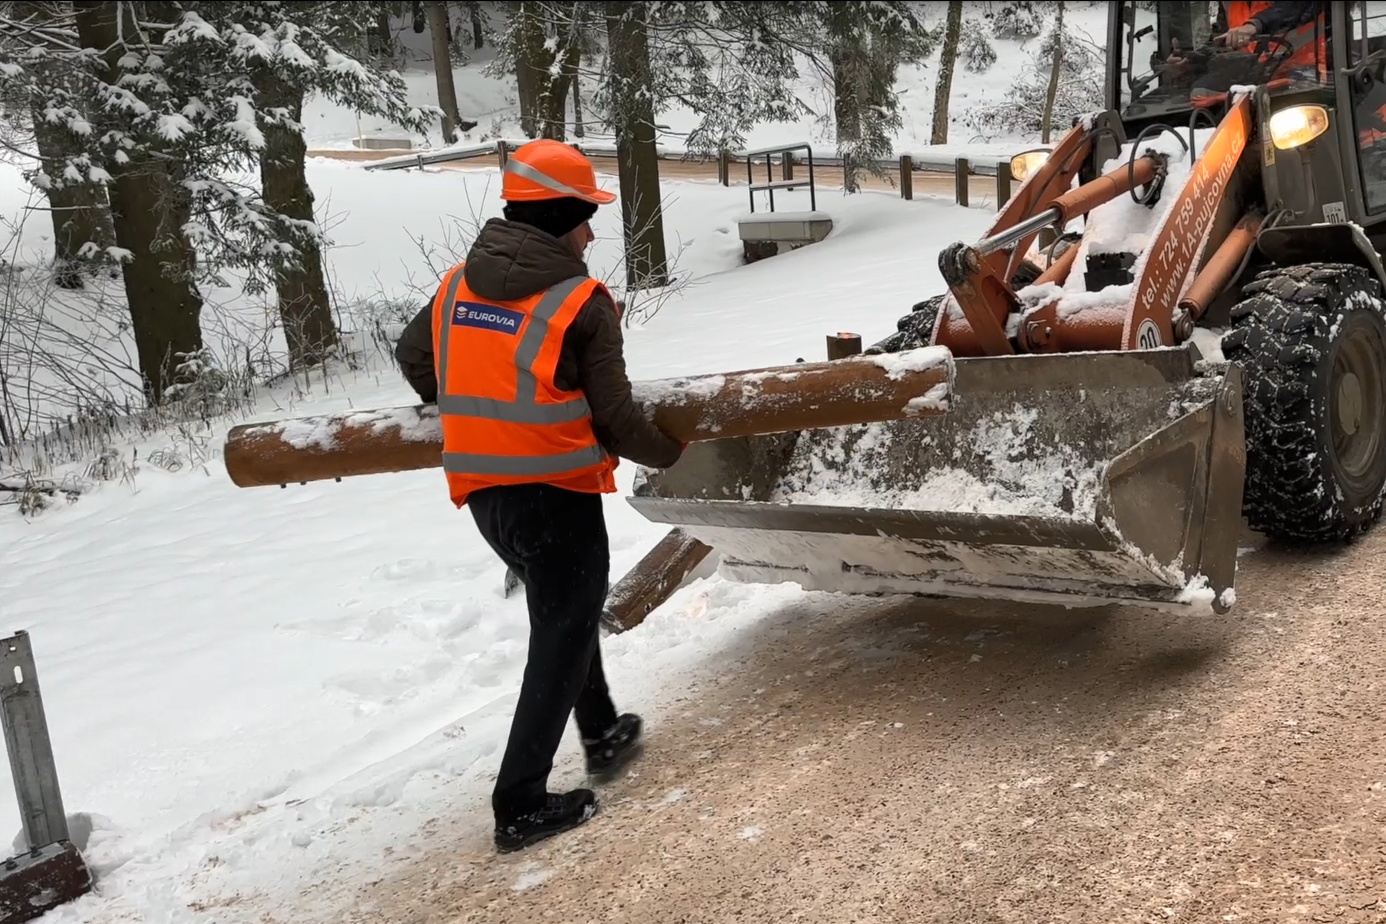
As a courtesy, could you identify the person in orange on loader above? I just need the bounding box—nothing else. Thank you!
[393,139,684,853]
[1217,1,1326,81]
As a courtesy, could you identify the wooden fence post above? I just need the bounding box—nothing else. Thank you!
[826,332,863,360]
[954,157,970,207]
[996,160,1013,206]
[899,154,913,201]
[782,152,795,182]
[718,150,732,186]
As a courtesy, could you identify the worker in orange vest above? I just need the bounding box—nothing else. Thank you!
[393,139,684,853]
[1217,0,1326,82]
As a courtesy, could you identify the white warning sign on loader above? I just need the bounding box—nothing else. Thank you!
[1137,319,1162,350]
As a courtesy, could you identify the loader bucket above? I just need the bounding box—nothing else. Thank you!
[627,346,1246,614]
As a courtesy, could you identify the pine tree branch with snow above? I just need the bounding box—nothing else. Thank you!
[0,0,441,401]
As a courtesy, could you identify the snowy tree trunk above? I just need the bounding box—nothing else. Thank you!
[507,1,582,140]
[255,71,340,371]
[831,61,859,192]
[572,65,585,139]
[511,1,544,137]
[931,1,963,145]
[827,4,905,193]
[538,41,582,141]
[19,0,114,289]
[30,101,113,289]
[606,1,668,290]
[1042,2,1065,144]
[369,8,393,58]
[73,0,203,404]
[470,3,486,49]
[828,5,863,192]
[426,1,465,142]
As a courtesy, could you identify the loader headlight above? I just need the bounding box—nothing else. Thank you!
[1010,148,1050,183]
[1268,105,1330,150]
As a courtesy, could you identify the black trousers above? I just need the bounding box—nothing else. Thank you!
[467,482,619,820]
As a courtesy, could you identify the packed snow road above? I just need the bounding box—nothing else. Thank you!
[341,529,1386,924]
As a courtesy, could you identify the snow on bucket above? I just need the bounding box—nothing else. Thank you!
[628,345,1245,614]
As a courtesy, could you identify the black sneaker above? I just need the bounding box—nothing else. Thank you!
[494,789,599,854]
[584,713,644,782]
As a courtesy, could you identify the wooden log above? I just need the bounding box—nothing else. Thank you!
[601,528,713,634]
[0,841,91,924]
[222,346,954,489]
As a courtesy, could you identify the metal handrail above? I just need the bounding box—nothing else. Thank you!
[745,143,816,213]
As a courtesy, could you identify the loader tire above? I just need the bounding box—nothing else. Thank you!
[1221,263,1386,543]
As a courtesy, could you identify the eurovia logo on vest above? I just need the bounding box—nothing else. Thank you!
[453,301,525,335]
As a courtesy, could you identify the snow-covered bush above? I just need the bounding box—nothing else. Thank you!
[989,2,1044,40]
[962,17,1105,140]
[961,18,997,73]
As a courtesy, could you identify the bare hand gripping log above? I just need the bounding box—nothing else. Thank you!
[221,347,955,489]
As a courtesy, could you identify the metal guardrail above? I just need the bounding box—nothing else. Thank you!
[745,142,816,214]
[360,139,661,173]
[350,137,1031,208]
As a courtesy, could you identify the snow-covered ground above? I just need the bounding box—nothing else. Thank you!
[1,157,996,920]
[303,1,1110,156]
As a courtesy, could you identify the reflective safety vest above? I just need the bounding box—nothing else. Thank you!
[1227,1,1326,81]
[430,264,618,507]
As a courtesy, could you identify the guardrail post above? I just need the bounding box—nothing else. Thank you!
[899,155,913,201]
[496,140,510,169]
[718,150,731,186]
[0,632,69,848]
[996,161,1013,206]
[782,152,795,182]
[954,157,970,208]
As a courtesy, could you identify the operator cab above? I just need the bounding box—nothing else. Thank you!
[1111,1,1386,220]
[1115,1,1332,120]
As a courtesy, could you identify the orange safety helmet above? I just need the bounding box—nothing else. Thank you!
[502,139,617,205]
